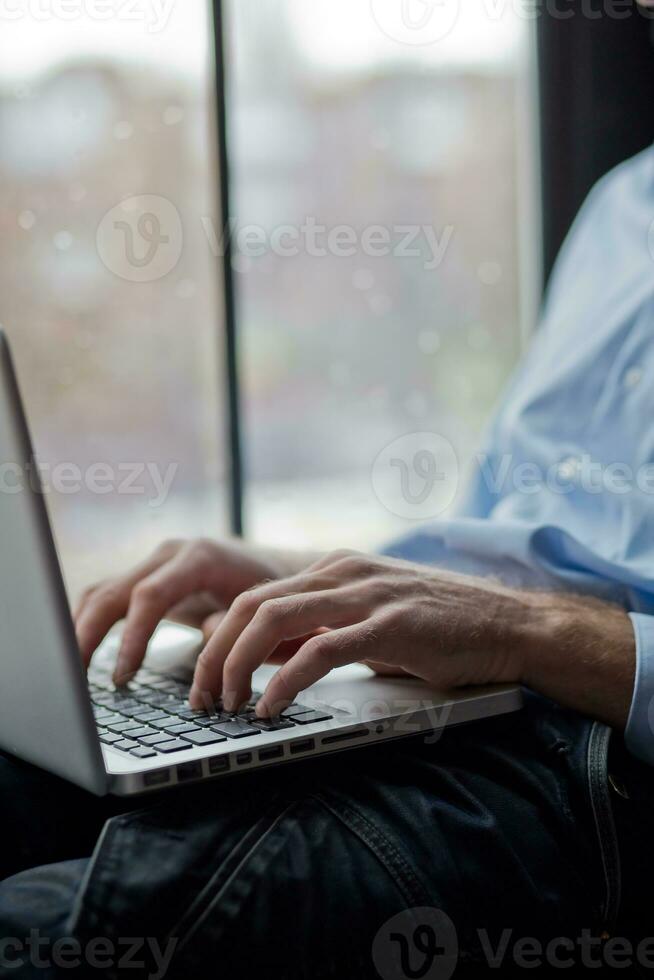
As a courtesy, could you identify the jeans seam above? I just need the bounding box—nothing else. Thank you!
[312,791,429,909]
[587,721,621,930]
[169,795,409,980]
[64,813,124,941]
[170,800,298,953]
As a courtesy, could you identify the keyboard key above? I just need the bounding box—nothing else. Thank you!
[183,730,227,746]
[148,717,182,730]
[93,708,114,720]
[212,719,260,739]
[139,733,175,746]
[281,704,314,718]
[140,692,175,706]
[94,712,124,726]
[125,727,158,739]
[188,715,222,727]
[106,721,142,734]
[99,732,123,744]
[154,682,187,694]
[250,717,295,732]
[155,739,193,753]
[165,700,192,713]
[131,710,170,723]
[116,704,149,718]
[110,698,140,711]
[113,739,139,750]
[290,711,333,725]
[130,746,158,759]
[172,708,207,720]
[164,723,203,736]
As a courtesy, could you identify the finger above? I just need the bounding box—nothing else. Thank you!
[76,584,132,668]
[221,591,365,710]
[75,552,173,666]
[267,629,329,665]
[114,551,218,684]
[187,571,336,707]
[190,587,365,710]
[201,610,226,641]
[73,582,104,623]
[257,622,375,717]
[168,593,221,630]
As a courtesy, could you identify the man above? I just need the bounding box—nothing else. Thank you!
[2,113,654,980]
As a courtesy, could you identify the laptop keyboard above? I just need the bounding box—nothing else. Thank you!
[89,666,333,760]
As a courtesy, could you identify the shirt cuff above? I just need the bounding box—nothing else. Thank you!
[625,612,654,766]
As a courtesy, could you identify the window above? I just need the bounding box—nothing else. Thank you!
[0,3,226,599]
[0,1,538,602]
[226,0,538,550]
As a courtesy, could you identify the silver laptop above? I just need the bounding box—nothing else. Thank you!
[0,329,522,796]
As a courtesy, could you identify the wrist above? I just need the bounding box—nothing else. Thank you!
[512,590,569,686]
[517,590,636,729]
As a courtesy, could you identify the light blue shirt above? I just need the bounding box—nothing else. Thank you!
[384,144,654,764]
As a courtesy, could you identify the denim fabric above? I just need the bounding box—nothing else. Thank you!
[0,693,622,979]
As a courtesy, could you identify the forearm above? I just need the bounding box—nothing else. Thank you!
[517,590,636,731]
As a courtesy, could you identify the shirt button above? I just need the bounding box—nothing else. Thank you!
[624,366,643,389]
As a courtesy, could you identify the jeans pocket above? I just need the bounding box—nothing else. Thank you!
[587,722,621,931]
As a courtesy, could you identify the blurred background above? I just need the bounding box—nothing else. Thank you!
[0,0,538,599]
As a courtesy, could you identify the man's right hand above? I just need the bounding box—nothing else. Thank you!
[74,537,318,685]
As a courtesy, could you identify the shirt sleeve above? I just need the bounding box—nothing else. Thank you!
[626,613,654,766]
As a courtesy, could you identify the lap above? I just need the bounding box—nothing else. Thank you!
[0,753,123,882]
[0,693,614,978]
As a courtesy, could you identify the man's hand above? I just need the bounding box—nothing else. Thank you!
[189,550,534,715]
[77,541,637,733]
[188,549,636,731]
[74,537,320,684]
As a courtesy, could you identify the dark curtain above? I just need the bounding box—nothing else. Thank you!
[537,0,654,284]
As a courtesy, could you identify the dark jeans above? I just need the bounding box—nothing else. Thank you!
[0,692,645,979]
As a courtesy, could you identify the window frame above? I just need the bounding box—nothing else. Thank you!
[212,0,244,536]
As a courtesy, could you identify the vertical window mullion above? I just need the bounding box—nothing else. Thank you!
[212,0,244,536]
